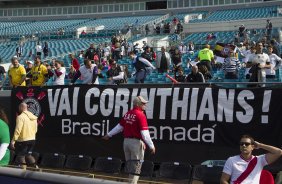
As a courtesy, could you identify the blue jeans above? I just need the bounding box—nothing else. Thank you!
[135,70,146,83]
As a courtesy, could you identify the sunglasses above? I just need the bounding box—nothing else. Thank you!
[240,142,252,146]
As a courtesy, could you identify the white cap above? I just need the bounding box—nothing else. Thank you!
[27,60,34,64]
[133,96,148,106]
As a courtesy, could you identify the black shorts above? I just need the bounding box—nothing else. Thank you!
[15,140,35,156]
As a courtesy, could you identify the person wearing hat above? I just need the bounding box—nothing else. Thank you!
[103,95,155,184]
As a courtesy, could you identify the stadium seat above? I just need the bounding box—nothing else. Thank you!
[157,162,192,180]
[201,160,226,167]
[39,153,66,169]
[64,155,93,171]
[192,165,223,183]
[124,159,154,178]
[93,157,122,174]
[260,169,274,184]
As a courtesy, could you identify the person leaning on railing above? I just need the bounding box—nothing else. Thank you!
[8,57,26,88]
[30,56,48,87]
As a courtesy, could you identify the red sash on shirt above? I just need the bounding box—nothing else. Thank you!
[234,156,258,184]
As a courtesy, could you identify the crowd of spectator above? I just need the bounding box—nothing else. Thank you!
[1,17,281,88]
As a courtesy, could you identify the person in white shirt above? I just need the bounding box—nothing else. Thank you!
[220,134,282,184]
[266,45,282,78]
[52,60,66,85]
[243,46,256,79]
[178,42,187,55]
[249,42,270,87]
[70,59,99,84]
[156,46,171,73]
[36,42,42,57]
[103,43,111,59]
[187,41,195,55]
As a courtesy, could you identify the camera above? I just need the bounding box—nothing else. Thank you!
[32,76,38,81]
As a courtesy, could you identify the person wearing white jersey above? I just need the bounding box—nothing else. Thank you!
[70,59,99,84]
[220,134,282,184]
[52,60,66,85]
[266,45,282,78]
[249,42,270,87]
[35,42,42,57]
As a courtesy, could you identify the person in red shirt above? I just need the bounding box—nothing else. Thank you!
[69,53,80,71]
[103,96,155,184]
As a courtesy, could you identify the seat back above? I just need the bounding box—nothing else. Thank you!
[64,155,93,171]
[158,162,192,180]
[93,157,122,174]
[260,169,274,184]
[124,159,154,177]
[39,153,66,169]
[192,165,223,183]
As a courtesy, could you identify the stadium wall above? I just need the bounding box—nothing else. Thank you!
[0,1,281,21]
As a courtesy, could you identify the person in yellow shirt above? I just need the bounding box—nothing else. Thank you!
[10,103,38,169]
[8,57,26,87]
[197,44,215,71]
[30,56,48,86]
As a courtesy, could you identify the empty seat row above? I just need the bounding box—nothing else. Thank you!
[9,151,224,182]
[9,151,282,183]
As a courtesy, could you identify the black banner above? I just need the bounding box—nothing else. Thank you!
[11,84,282,164]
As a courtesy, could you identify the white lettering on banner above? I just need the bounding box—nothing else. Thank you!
[149,124,215,143]
[157,88,172,119]
[100,88,114,116]
[139,88,156,119]
[48,86,272,124]
[115,88,130,117]
[217,89,235,123]
[171,88,189,120]
[261,90,272,124]
[130,88,139,108]
[85,87,100,115]
[57,88,71,115]
[236,90,254,123]
[189,88,199,120]
[72,87,79,115]
[197,88,215,121]
[61,118,214,142]
[62,119,109,136]
[48,87,79,116]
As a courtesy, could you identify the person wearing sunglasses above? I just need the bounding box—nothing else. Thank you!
[220,134,282,184]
